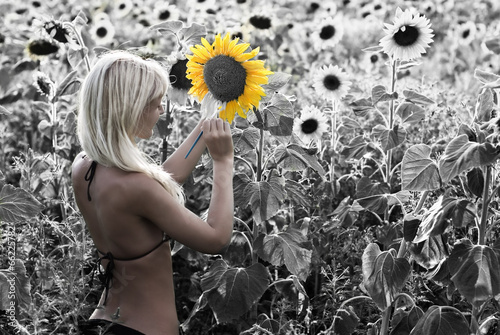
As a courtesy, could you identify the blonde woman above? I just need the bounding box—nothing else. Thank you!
[73,51,234,335]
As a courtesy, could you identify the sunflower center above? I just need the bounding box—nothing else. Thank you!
[203,55,247,102]
[159,10,170,20]
[320,25,335,40]
[323,74,340,91]
[301,119,319,134]
[394,25,419,46]
[169,59,192,90]
[462,29,470,39]
[96,27,108,38]
[249,15,272,29]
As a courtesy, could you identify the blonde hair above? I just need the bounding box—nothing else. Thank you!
[77,51,184,204]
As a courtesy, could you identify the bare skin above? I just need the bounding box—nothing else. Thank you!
[72,108,234,335]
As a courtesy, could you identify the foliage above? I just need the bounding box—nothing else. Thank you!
[2,0,500,334]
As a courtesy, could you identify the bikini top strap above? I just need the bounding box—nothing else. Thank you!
[84,161,97,201]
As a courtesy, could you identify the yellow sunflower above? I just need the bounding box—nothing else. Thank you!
[186,32,273,123]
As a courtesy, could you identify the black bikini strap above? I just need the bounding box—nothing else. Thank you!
[96,237,167,262]
[84,161,97,201]
[95,252,115,306]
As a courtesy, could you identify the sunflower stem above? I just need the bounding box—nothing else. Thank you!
[385,60,397,223]
[331,98,338,196]
[479,165,492,245]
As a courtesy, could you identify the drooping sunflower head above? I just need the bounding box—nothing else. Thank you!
[379,7,434,61]
[186,33,273,123]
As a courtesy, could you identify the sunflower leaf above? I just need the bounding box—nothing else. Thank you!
[262,93,294,137]
[361,243,411,311]
[233,127,261,154]
[255,227,312,281]
[401,144,441,191]
[402,90,435,105]
[275,144,325,176]
[474,87,494,122]
[438,134,500,184]
[410,306,469,335]
[284,180,311,208]
[0,184,43,223]
[372,85,395,104]
[149,20,184,34]
[201,260,269,323]
[449,239,500,307]
[372,124,407,151]
[179,22,207,47]
[235,170,286,222]
[260,72,292,104]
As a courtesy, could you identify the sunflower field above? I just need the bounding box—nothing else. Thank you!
[2,0,500,334]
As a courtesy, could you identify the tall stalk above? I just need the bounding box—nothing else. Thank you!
[331,98,338,196]
[479,165,492,245]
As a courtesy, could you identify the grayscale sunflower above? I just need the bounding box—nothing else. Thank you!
[379,7,434,61]
[312,64,352,102]
[293,105,329,143]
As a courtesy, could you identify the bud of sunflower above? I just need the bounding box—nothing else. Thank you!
[43,19,71,44]
[26,38,59,59]
[33,71,55,99]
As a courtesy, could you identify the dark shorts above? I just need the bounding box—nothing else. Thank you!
[79,319,145,335]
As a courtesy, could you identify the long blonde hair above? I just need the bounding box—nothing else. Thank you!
[77,51,184,204]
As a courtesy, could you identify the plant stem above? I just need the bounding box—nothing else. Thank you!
[384,60,397,224]
[331,98,338,196]
[380,307,391,335]
[479,165,492,245]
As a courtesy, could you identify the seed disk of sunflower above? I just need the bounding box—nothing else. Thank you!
[249,15,272,30]
[169,59,192,90]
[203,55,247,102]
[394,25,419,46]
[323,74,341,91]
[301,119,319,134]
[320,25,336,40]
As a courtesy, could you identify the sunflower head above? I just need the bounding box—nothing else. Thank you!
[186,33,273,123]
[312,64,352,102]
[26,38,59,59]
[379,7,434,61]
[43,19,71,43]
[293,105,329,143]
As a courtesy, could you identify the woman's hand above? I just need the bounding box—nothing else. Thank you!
[202,119,233,162]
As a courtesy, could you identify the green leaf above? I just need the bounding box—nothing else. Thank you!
[448,239,500,307]
[332,307,360,335]
[372,124,407,151]
[438,134,500,184]
[275,144,325,176]
[372,85,395,104]
[355,177,390,198]
[255,227,312,281]
[262,93,294,137]
[356,191,410,214]
[413,197,476,243]
[362,243,410,311]
[0,184,42,223]
[238,170,286,222]
[260,72,292,104]
[401,144,441,191]
[391,305,424,335]
[402,90,435,105]
[474,88,494,122]
[409,234,449,270]
[285,180,311,208]
[54,70,81,99]
[233,127,261,154]
[341,136,373,160]
[349,98,374,117]
[403,214,422,242]
[409,305,469,335]
[484,37,500,54]
[396,102,426,126]
[0,105,11,115]
[149,20,184,34]
[179,22,207,47]
[201,260,269,323]
[474,68,500,86]
[466,167,484,198]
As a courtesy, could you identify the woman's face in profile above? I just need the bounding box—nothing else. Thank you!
[136,96,164,139]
